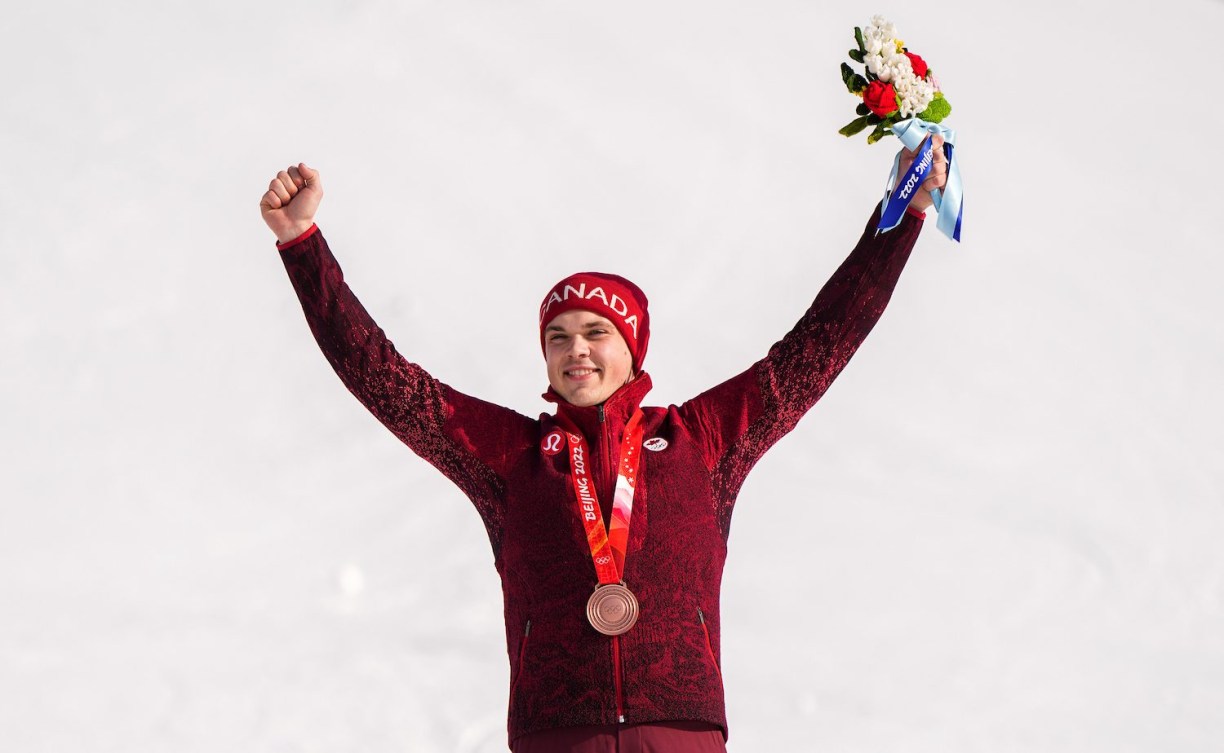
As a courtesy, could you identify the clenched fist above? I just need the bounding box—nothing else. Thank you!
[260,163,323,243]
[896,135,947,214]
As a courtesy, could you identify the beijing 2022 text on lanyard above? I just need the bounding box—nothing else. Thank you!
[562,409,645,636]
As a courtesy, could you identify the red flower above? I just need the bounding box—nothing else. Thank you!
[862,80,898,117]
[904,51,929,79]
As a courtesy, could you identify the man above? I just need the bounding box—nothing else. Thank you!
[261,141,946,752]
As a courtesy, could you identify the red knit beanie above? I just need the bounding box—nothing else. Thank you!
[538,272,651,370]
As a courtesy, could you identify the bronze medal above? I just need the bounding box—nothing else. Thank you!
[586,582,640,636]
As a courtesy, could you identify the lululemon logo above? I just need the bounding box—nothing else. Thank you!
[541,431,564,456]
[643,437,668,452]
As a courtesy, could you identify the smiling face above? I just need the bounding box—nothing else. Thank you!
[544,309,635,407]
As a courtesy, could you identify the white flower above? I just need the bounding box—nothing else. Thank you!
[863,17,895,46]
[893,71,935,117]
[865,53,883,76]
[874,51,912,84]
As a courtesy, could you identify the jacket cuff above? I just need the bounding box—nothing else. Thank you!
[904,205,926,220]
[276,224,319,250]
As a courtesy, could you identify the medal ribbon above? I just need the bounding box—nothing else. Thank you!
[563,410,645,585]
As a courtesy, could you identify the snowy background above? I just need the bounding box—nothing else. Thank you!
[3,1,1222,751]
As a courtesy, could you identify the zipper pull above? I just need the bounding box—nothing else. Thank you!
[697,608,705,626]
[598,404,606,423]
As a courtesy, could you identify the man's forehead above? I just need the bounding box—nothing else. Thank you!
[544,310,616,331]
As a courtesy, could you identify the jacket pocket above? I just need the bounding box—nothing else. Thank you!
[509,619,532,706]
[697,608,722,682]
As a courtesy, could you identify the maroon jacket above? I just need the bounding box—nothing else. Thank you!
[277,207,923,743]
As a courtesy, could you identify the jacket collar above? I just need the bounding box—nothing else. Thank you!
[544,372,653,439]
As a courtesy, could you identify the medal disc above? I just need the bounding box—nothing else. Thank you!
[586,583,640,636]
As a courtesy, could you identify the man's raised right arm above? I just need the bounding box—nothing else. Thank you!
[261,163,446,442]
[261,164,531,539]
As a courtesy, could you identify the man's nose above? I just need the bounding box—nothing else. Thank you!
[568,336,590,358]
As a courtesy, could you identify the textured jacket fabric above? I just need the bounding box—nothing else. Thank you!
[511,720,727,752]
[277,206,923,744]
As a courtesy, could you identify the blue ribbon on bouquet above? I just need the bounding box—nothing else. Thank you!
[877,118,963,242]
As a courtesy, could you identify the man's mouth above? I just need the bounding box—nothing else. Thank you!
[565,367,600,378]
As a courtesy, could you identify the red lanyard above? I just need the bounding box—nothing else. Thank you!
[563,409,644,584]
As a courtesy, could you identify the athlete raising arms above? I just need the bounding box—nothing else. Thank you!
[262,141,945,752]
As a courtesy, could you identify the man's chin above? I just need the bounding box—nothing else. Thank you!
[562,386,606,408]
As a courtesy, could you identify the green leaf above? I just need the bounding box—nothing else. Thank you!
[866,113,883,126]
[856,103,869,116]
[849,49,865,63]
[854,26,866,54]
[840,63,868,94]
[917,93,952,123]
[866,121,894,144]
[838,115,871,137]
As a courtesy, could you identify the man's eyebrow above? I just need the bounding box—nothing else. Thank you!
[544,320,613,332]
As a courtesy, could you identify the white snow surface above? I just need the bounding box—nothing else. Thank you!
[2,1,1222,751]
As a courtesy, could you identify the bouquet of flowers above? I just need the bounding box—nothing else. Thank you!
[838,15,951,144]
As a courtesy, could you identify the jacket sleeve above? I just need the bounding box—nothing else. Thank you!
[675,205,924,531]
[277,229,534,553]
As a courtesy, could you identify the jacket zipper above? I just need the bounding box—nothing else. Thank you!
[698,608,723,681]
[599,403,627,723]
[509,619,531,705]
[598,403,611,497]
[612,635,625,722]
